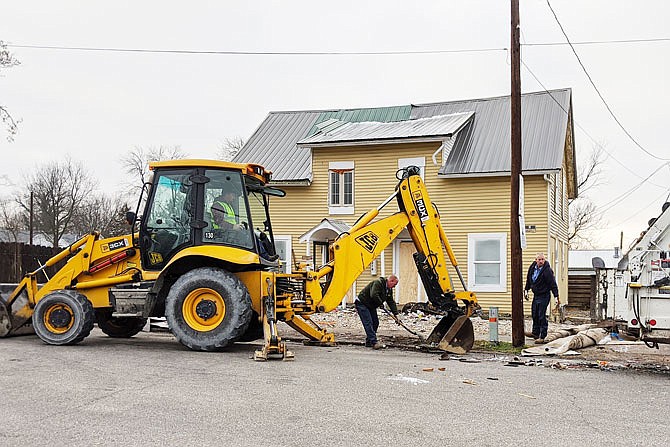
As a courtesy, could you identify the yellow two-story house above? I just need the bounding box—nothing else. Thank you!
[235,89,577,314]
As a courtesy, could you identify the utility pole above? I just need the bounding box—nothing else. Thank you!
[29,191,34,246]
[510,0,524,347]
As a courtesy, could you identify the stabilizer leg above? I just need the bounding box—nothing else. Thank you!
[254,281,293,361]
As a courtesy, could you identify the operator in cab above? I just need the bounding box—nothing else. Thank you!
[355,275,400,349]
[211,189,242,231]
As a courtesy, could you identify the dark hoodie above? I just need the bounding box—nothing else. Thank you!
[357,277,398,314]
[524,260,559,298]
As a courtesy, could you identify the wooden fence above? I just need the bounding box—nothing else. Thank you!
[0,242,65,283]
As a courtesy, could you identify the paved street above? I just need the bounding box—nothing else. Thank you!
[1,329,668,446]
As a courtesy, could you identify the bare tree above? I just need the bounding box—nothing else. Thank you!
[71,194,131,238]
[568,145,606,248]
[120,145,187,197]
[18,158,97,249]
[573,145,604,198]
[0,40,21,141]
[568,201,601,249]
[217,137,245,161]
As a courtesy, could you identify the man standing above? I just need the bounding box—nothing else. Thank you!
[524,253,559,344]
[355,275,400,349]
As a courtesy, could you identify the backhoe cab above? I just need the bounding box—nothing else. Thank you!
[0,161,478,359]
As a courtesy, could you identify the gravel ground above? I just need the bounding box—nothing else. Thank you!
[279,306,670,372]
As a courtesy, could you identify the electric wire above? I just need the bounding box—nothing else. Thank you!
[546,0,669,161]
[520,59,666,189]
[590,162,670,221]
[609,187,670,228]
[7,35,670,55]
[7,43,508,56]
[524,37,670,47]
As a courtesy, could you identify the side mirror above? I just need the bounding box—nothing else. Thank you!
[126,211,137,226]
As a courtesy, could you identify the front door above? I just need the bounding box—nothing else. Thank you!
[397,241,425,305]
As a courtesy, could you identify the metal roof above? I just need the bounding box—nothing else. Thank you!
[411,90,571,176]
[306,105,411,137]
[569,249,620,270]
[234,89,573,183]
[297,112,474,146]
[233,111,320,182]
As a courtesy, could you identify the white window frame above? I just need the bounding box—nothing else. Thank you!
[467,232,507,292]
[398,157,425,179]
[328,161,354,215]
[273,235,292,274]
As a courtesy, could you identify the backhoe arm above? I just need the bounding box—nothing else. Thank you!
[313,167,478,318]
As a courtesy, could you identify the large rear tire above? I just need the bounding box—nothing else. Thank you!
[165,267,252,351]
[96,311,147,338]
[33,290,95,345]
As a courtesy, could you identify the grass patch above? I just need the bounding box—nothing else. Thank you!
[474,340,525,354]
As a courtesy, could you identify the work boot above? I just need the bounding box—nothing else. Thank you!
[372,342,385,350]
[534,338,545,344]
[525,331,536,338]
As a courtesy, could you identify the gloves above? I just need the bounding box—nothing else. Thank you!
[393,314,401,325]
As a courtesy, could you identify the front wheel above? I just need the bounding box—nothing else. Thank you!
[165,267,252,351]
[33,290,95,345]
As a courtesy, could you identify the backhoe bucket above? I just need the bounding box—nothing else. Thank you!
[425,313,475,354]
[0,283,35,337]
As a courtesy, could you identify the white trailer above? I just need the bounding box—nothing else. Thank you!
[592,202,670,347]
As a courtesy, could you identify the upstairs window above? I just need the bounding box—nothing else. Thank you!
[328,161,354,215]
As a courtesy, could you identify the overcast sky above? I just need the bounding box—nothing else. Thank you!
[1,0,668,249]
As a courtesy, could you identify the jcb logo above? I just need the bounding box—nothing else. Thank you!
[355,231,379,253]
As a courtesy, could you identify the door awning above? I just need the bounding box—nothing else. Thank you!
[299,218,351,243]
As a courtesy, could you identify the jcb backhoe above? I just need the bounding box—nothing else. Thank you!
[0,160,479,359]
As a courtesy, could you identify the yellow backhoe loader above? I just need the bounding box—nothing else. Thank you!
[0,160,479,360]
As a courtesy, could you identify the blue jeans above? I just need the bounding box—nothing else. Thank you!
[355,300,379,346]
[531,293,551,339]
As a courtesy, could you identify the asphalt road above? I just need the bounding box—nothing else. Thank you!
[1,328,668,446]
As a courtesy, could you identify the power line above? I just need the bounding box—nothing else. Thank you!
[524,37,670,47]
[546,0,669,162]
[591,162,669,222]
[7,36,670,56]
[520,59,666,188]
[7,43,508,56]
[610,187,670,228]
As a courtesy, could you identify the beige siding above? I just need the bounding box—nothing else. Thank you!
[546,155,571,304]
[268,141,559,313]
[434,175,549,314]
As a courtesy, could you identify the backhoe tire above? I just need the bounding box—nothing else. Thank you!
[96,311,147,338]
[33,290,95,345]
[165,267,252,351]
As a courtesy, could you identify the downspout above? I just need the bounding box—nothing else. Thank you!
[431,138,451,166]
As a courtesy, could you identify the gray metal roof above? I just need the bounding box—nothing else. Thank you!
[411,89,572,176]
[234,89,572,182]
[233,111,320,183]
[297,112,475,146]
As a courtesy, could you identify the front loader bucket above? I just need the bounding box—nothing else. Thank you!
[0,284,35,337]
[425,314,475,354]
